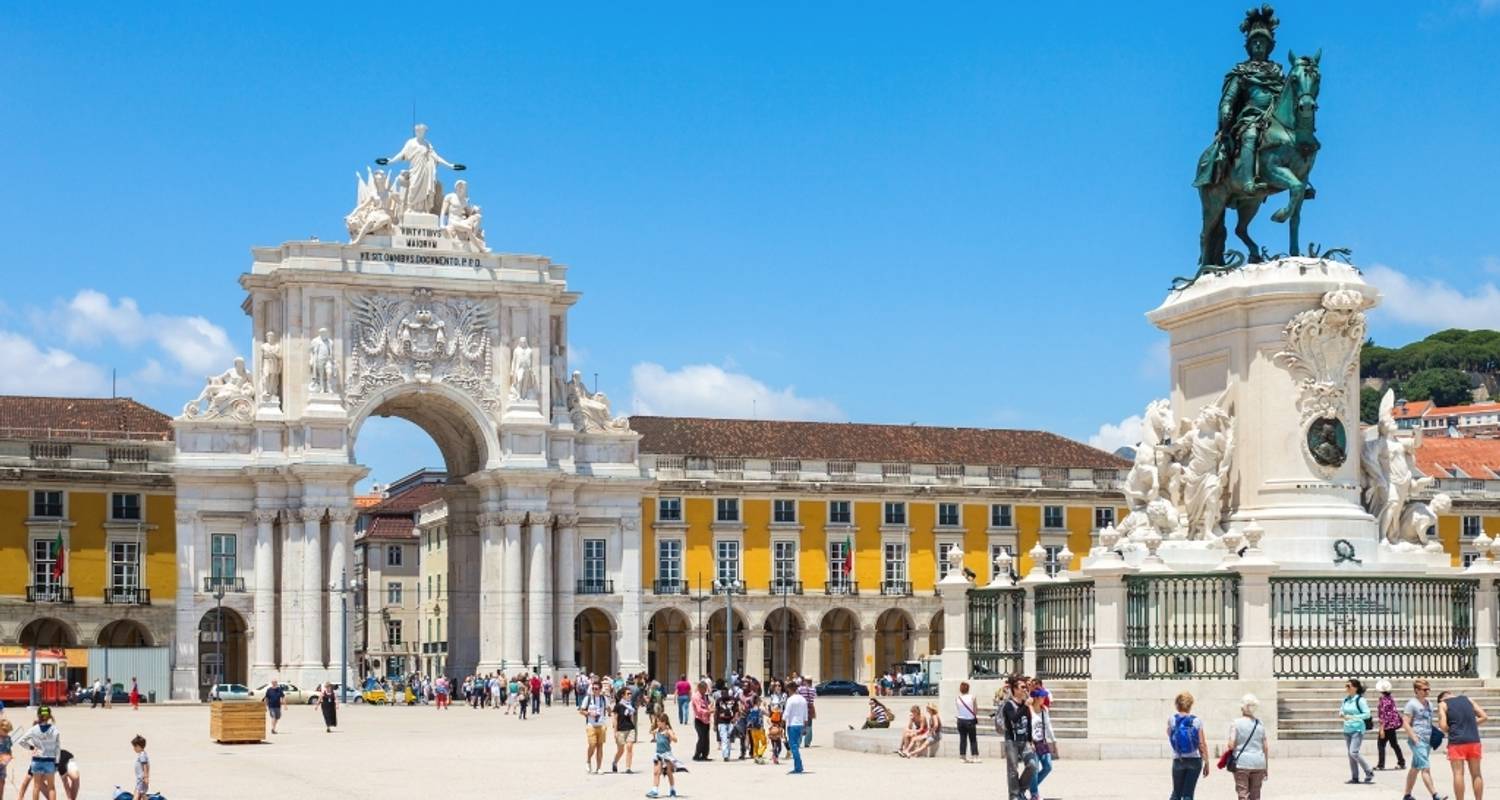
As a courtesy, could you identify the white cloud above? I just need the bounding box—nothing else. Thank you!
[50,290,237,379]
[630,362,845,421]
[0,331,110,396]
[1089,413,1143,453]
[1139,337,1170,378]
[1365,265,1500,329]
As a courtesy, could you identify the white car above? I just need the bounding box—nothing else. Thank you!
[252,682,312,705]
[208,683,254,702]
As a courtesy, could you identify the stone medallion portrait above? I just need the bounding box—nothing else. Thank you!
[1306,416,1347,467]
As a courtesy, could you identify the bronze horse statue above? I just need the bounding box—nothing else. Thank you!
[1197,51,1322,269]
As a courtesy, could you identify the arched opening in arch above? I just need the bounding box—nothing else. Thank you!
[19,617,77,648]
[574,608,616,675]
[706,607,746,681]
[98,619,153,647]
[926,610,944,659]
[648,608,691,682]
[875,608,915,676]
[763,607,804,678]
[199,607,247,699]
[819,609,859,682]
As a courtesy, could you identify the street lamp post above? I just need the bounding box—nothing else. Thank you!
[716,577,735,682]
[689,572,709,679]
[213,581,227,696]
[329,569,360,704]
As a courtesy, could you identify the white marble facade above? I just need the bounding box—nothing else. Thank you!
[172,159,645,697]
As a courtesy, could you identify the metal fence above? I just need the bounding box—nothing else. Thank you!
[1035,581,1095,679]
[967,587,1025,678]
[1269,576,1477,678]
[1126,573,1240,679]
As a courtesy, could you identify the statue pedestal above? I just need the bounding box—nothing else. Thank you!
[1147,258,1384,570]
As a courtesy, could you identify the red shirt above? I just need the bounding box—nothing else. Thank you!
[675,680,692,696]
[530,676,542,692]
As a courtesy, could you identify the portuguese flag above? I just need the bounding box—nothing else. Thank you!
[51,529,65,580]
[842,532,853,575]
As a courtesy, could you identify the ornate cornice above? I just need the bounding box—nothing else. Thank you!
[528,512,555,526]
[252,509,280,524]
[328,508,356,524]
[297,507,325,523]
[476,511,506,528]
[498,510,528,526]
[555,513,580,528]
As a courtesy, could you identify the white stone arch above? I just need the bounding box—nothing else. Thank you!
[347,380,500,476]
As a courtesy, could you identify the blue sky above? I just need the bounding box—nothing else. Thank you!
[4,2,1499,489]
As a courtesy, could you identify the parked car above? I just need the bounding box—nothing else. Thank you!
[308,683,357,703]
[208,683,254,702]
[815,679,869,696]
[252,682,312,705]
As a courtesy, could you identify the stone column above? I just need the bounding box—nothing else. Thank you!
[327,508,354,684]
[171,510,199,699]
[476,510,505,673]
[858,624,876,684]
[744,620,765,677]
[252,509,278,677]
[298,506,326,678]
[800,626,821,681]
[527,513,554,671]
[688,625,706,682]
[553,514,579,673]
[937,570,972,684]
[280,515,302,670]
[1478,575,1499,679]
[1236,561,1280,679]
[1022,586,1039,676]
[618,515,645,674]
[1082,560,1136,681]
[443,489,482,679]
[500,510,527,670]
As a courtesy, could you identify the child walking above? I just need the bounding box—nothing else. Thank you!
[767,702,785,766]
[131,735,150,800]
[746,698,768,764]
[0,718,13,800]
[647,713,684,798]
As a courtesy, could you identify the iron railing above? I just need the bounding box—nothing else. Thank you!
[202,577,246,593]
[26,585,73,603]
[653,579,689,595]
[577,579,614,594]
[824,580,859,596]
[967,586,1025,679]
[1269,576,1478,678]
[103,586,151,605]
[710,580,746,595]
[881,580,913,597]
[770,579,804,595]
[1126,573,1240,679]
[1035,581,1095,679]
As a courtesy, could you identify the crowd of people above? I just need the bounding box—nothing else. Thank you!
[0,705,152,800]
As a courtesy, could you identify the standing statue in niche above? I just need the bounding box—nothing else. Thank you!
[566,370,631,433]
[550,345,569,406]
[508,337,538,402]
[259,330,283,402]
[440,179,489,253]
[1361,389,1433,545]
[376,123,464,216]
[309,327,340,395]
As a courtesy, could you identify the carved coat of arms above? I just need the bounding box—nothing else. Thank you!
[346,288,497,412]
[1273,288,1368,426]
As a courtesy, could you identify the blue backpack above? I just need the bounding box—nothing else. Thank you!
[1170,714,1198,756]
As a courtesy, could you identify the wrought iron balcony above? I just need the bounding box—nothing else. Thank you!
[769,579,804,596]
[103,586,151,605]
[710,579,746,595]
[823,580,859,597]
[26,585,73,603]
[653,579,689,595]
[577,579,614,595]
[880,580,913,597]
[202,576,246,594]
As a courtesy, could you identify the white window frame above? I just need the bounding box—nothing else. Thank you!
[1094,506,1116,530]
[110,492,143,523]
[210,533,237,581]
[29,532,66,592]
[1043,545,1065,578]
[827,538,855,589]
[1043,505,1066,530]
[772,498,798,525]
[882,541,908,589]
[582,538,608,586]
[828,500,852,526]
[715,539,741,586]
[657,538,683,586]
[716,497,741,523]
[386,544,404,566]
[1463,515,1483,538]
[935,537,963,582]
[990,503,1014,529]
[988,543,1016,582]
[387,581,403,606]
[31,489,65,520]
[883,501,907,527]
[658,496,683,523]
[771,539,799,590]
[937,502,961,528]
[386,619,403,645]
[108,538,143,597]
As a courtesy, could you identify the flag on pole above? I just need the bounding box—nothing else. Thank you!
[842,532,853,575]
[51,527,65,580]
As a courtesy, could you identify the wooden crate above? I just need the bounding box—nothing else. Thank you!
[209,701,265,744]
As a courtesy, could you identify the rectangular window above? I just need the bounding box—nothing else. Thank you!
[990,504,1013,528]
[828,540,852,588]
[716,540,740,585]
[111,493,142,522]
[716,498,740,523]
[210,534,237,580]
[1043,505,1065,529]
[828,500,852,525]
[427,619,433,642]
[938,502,960,527]
[1464,516,1483,537]
[884,501,907,526]
[658,497,682,522]
[583,539,607,585]
[32,490,63,519]
[387,581,402,605]
[657,539,682,584]
[1094,507,1116,530]
[1044,545,1064,578]
[436,574,441,600]
[386,620,403,645]
[773,540,797,589]
[989,544,1015,580]
[1464,552,1481,568]
[773,499,797,524]
[33,538,59,590]
[883,542,907,590]
[386,545,403,566]
[110,541,140,594]
[427,575,433,601]
[937,541,958,580]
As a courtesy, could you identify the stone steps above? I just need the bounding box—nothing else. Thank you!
[1277,679,1500,740]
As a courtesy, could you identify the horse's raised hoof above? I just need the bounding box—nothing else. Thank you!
[1271,208,1290,223]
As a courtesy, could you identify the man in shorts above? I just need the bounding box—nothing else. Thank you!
[580,682,609,774]
[1439,690,1489,800]
[1401,680,1446,800]
[263,679,286,734]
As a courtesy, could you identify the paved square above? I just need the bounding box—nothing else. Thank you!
[0,697,1477,799]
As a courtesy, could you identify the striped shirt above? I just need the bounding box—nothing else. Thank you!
[797,684,816,713]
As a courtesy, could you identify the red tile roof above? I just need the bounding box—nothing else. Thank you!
[1392,400,1432,420]
[0,396,172,441]
[1415,437,1500,479]
[362,516,419,541]
[629,416,1128,469]
[364,482,443,515]
[1426,402,1500,417]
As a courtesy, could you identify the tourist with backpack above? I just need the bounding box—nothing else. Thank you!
[1341,678,1376,784]
[1168,691,1209,800]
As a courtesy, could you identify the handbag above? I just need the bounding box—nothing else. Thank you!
[1220,719,1259,772]
[1359,697,1374,731]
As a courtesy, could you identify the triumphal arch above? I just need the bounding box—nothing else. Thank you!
[171,126,646,697]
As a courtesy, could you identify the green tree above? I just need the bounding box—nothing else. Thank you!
[1402,368,1473,407]
[1360,386,1383,425]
